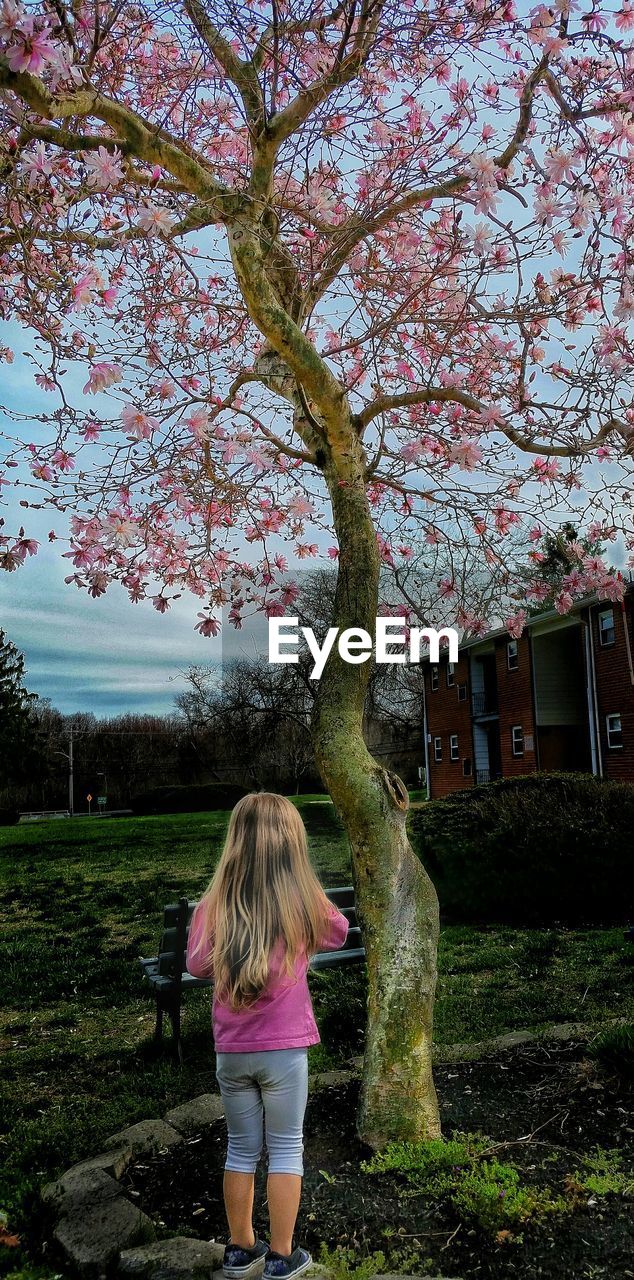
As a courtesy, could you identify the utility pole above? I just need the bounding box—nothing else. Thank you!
[68,723,74,816]
[54,722,76,817]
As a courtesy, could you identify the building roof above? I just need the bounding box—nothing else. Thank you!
[453,582,633,656]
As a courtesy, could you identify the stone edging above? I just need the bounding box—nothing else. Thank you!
[41,1019,618,1278]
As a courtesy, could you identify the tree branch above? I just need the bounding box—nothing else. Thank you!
[182,0,264,126]
[358,388,618,458]
[0,64,233,214]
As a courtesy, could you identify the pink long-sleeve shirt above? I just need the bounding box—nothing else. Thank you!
[185,899,349,1052]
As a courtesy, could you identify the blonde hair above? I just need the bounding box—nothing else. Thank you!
[191,792,332,1010]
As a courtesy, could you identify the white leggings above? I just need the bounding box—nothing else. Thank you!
[215,1048,309,1176]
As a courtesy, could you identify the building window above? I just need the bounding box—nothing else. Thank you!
[431,666,439,691]
[606,713,623,750]
[450,734,459,761]
[511,725,524,757]
[446,662,455,688]
[507,639,519,670]
[463,757,473,777]
[458,682,467,702]
[434,736,442,762]
[598,608,615,647]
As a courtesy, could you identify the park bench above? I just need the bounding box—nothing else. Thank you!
[139,884,364,1062]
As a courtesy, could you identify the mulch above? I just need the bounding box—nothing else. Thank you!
[119,1041,634,1279]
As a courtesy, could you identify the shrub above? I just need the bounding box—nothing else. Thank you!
[589,1024,634,1080]
[130,782,249,815]
[409,772,634,925]
[362,1133,566,1234]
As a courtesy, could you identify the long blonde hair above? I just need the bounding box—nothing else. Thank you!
[191,792,333,1010]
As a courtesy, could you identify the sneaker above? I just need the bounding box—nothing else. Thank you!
[263,1248,312,1280]
[223,1237,269,1278]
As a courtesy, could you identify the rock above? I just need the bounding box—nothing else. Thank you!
[104,1119,184,1157]
[53,1195,155,1278]
[164,1094,225,1137]
[118,1238,225,1278]
[41,1166,122,1217]
[310,1069,355,1091]
[63,1147,135,1180]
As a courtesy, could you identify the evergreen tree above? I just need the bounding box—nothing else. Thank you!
[0,630,38,787]
[517,523,611,615]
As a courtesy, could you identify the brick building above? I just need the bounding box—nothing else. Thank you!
[423,589,634,798]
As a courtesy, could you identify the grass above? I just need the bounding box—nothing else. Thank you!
[0,798,630,1277]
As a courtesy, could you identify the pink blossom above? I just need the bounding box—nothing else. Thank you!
[30,460,53,481]
[447,439,483,471]
[327,546,339,559]
[84,146,125,191]
[184,407,211,440]
[14,538,39,558]
[504,610,527,639]
[50,449,75,473]
[6,18,57,74]
[194,613,221,637]
[533,457,561,482]
[83,362,123,394]
[555,591,574,614]
[121,406,159,440]
[22,142,55,188]
[137,205,175,237]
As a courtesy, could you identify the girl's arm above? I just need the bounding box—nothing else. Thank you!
[185,900,214,979]
[317,902,350,952]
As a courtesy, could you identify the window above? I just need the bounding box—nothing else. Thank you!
[446,662,455,687]
[434,736,442,762]
[431,666,439,691]
[598,608,615,647]
[458,682,467,702]
[450,734,459,761]
[507,639,519,670]
[463,758,473,777]
[606,713,623,750]
[512,725,524,757]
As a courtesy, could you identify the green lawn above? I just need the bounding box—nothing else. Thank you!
[0,799,630,1277]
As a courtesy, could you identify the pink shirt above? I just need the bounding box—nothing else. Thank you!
[185,899,350,1052]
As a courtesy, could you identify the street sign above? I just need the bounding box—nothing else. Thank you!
[97,796,107,805]
[86,793,93,802]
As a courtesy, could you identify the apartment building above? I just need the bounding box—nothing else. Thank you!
[423,590,634,798]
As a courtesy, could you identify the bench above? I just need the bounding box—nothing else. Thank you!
[139,884,364,1062]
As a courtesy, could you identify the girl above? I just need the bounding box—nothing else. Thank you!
[186,792,349,1280]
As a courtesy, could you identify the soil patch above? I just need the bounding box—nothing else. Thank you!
[119,1042,634,1280]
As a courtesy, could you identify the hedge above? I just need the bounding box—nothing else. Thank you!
[130,782,249,815]
[408,772,634,926]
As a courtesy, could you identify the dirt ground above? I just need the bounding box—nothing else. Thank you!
[117,1041,634,1280]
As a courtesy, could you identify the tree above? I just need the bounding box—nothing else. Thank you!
[514,521,618,614]
[1,0,633,1146]
[0,629,38,788]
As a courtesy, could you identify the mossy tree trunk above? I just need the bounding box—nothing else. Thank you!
[312,434,441,1148]
[228,210,441,1148]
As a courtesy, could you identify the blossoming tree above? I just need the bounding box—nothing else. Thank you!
[1,0,634,1145]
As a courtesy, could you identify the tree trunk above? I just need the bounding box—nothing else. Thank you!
[311,436,441,1148]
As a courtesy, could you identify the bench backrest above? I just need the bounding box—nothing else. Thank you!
[155,885,358,978]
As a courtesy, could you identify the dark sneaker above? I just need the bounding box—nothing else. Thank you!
[223,1237,269,1278]
[263,1248,312,1280]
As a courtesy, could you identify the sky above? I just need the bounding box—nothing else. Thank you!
[0,320,275,718]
